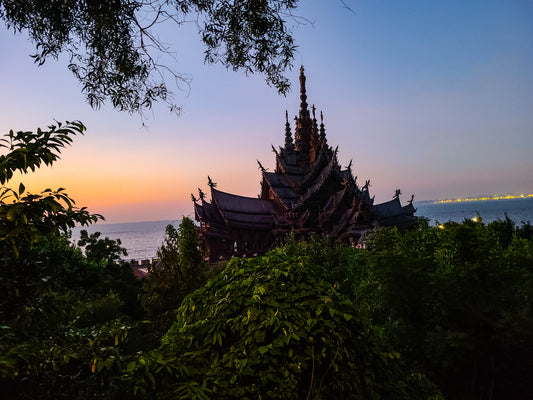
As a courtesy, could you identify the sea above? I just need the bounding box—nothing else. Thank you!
[71,198,533,261]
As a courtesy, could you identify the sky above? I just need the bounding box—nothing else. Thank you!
[1,0,532,223]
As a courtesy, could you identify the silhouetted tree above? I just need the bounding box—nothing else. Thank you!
[0,0,301,114]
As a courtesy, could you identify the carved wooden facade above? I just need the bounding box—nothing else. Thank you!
[193,67,416,259]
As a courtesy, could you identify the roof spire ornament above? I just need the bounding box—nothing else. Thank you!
[191,193,198,202]
[284,110,294,150]
[299,65,309,116]
[319,111,326,141]
[394,188,402,199]
[207,176,217,189]
[198,188,206,201]
[257,160,268,172]
[294,66,312,154]
[311,104,319,146]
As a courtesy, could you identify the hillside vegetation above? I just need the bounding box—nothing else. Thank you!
[1,215,532,399]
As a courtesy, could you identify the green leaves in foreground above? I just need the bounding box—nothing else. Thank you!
[0,121,84,184]
[359,219,533,399]
[0,121,102,257]
[125,246,441,399]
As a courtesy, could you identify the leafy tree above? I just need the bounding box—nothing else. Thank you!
[0,121,102,258]
[78,230,128,265]
[0,229,145,399]
[358,218,533,399]
[141,217,205,339]
[487,213,515,248]
[125,242,441,399]
[0,0,300,114]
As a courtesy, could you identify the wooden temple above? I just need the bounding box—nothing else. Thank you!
[192,67,416,259]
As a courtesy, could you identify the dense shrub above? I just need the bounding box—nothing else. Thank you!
[78,230,128,265]
[0,233,143,399]
[358,218,533,399]
[125,242,441,399]
[141,217,206,341]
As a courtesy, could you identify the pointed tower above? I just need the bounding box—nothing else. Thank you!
[294,66,313,163]
[319,111,327,142]
[284,110,294,150]
[309,105,320,163]
[311,105,320,144]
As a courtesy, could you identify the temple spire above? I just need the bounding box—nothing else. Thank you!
[311,104,319,147]
[319,111,326,141]
[299,65,308,116]
[284,110,294,150]
[294,66,312,155]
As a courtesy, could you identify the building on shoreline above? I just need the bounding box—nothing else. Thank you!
[192,67,416,259]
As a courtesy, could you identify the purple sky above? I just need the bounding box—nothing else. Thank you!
[1,0,532,223]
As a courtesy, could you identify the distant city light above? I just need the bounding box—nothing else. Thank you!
[434,193,533,204]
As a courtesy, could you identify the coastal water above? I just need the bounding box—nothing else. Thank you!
[71,198,533,260]
[415,197,533,225]
[71,220,181,261]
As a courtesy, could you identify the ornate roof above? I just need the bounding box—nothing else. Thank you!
[211,188,275,229]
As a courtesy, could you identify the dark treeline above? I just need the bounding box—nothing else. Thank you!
[1,212,532,399]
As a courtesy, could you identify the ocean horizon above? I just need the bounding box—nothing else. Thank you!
[71,197,533,261]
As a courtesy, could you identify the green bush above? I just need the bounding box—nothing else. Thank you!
[0,232,143,399]
[78,230,128,265]
[358,218,533,399]
[141,217,205,341]
[125,242,440,399]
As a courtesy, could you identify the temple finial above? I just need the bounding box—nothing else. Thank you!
[394,189,402,199]
[319,111,326,141]
[311,104,319,147]
[284,110,294,150]
[257,160,268,172]
[191,193,197,202]
[300,65,306,93]
[299,65,308,113]
[207,176,217,188]
[198,188,205,201]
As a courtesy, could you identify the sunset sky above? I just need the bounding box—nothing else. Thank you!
[1,0,532,223]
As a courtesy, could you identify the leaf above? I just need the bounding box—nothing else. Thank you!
[18,182,25,195]
[6,205,18,221]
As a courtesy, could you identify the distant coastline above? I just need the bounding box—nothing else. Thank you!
[433,193,533,204]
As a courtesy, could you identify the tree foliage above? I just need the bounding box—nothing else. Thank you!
[358,218,533,399]
[0,232,143,399]
[78,230,128,265]
[0,121,102,257]
[126,240,440,399]
[3,214,531,399]
[141,217,206,339]
[0,0,299,114]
